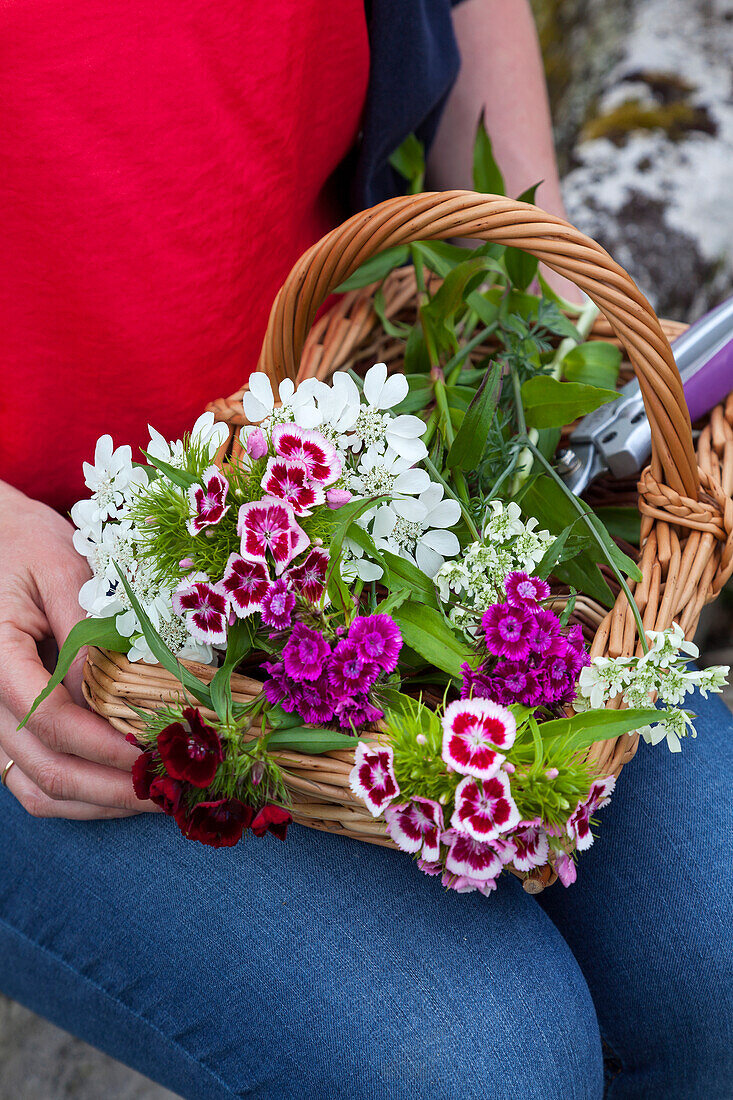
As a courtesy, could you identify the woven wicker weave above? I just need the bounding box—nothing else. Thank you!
[83,193,733,891]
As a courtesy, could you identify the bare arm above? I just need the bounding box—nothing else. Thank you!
[427,0,583,300]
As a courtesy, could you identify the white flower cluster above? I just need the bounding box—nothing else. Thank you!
[242,364,461,580]
[71,415,227,663]
[575,623,729,752]
[435,501,553,634]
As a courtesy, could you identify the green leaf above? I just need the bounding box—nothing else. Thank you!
[517,181,541,205]
[473,112,505,195]
[594,506,641,545]
[403,325,431,374]
[562,341,622,390]
[421,257,503,362]
[374,287,412,339]
[334,246,410,293]
[541,707,669,752]
[115,568,214,709]
[209,618,255,724]
[411,240,504,279]
[382,551,439,609]
[505,247,539,293]
[141,451,197,490]
[465,290,501,328]
[521,376,619,430]
[392,603,473,678]
[267,727,361,754]
[446,361,502,470]
[19,616,131,729]
[389,133,425,192]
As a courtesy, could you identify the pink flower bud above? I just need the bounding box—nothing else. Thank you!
[179,557,195,569]
[327,488,353,509]
[503,761,516,774]
[250,761,265,787]
[545,767,559,780]
[416,733,428,746]
[245,427,268,460]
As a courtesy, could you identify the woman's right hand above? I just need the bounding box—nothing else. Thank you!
[0,480,157,818]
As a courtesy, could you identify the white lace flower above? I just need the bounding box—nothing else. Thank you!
[643,622,699,667]
[341,538,384,583]
[82,435,146,522]
[639,709,696,754]
[147,412,229,469]
[293,371,361,436]
[577,657,634,710]
[70,499,103,559]
[371,483,461,578]
[242,373,322,426]
[694,665,729,697]
[349,445,431,501]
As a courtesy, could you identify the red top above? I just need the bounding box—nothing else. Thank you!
[0,1,369,513]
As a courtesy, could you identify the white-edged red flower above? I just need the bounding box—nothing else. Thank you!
[442,829,504,883]
[219,554,270,618]
[272,424,341,486]
[565,775,616,851]
[261,457,324,516]
[172,574,228,645]
[187,466,230,536]
[384,798,444,861]
[507,825,549,871]
[450,773,520,842]
[349,742,400,817]
[287,548,329,605]
[441,698,516,780]
[237,496,309,575]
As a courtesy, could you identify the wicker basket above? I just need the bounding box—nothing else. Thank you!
[83,192,733,891]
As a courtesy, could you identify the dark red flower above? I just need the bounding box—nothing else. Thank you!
[251,804,293,841]
[157,708,223,788]
[176,798,253,848]
[131,751,158,800]
[149,775,184,816]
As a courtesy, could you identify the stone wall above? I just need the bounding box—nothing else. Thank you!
[533,0,733,319]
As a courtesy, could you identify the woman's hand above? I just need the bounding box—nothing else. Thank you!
[0,480,157,818]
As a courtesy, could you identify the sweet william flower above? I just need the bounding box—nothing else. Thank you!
[328,639,380,696]
[131,751,158,800]
[348,614,402,674]
[287,547,329,605]
[148,775,184,816]
[261,457,324,516]
[442,829,504,883]
[508,825,549,871]
[384,798,444,862]
[251,804,293,841]
[172,574,229,645]
[450,773,521,842]
[565,775,615,851]
[272,424,341,485]
[504,571,550,606]
[260,578,296,631]
[555,852,577,887]
[157,708,224,788]
[187,466,230,535]
[283,623,331,681]
[237,496,309,575]
[176,798,253,848]
[441,698,517,780]
[349,742,400,816]
[482,601,538,661]
[334,694,383,731]
[219,554,271,618]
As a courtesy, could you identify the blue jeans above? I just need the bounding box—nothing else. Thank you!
[1,689,731,1100]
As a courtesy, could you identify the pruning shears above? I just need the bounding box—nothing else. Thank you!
[558,295,733,496]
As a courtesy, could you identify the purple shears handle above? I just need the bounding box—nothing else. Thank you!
[676,296,733,422]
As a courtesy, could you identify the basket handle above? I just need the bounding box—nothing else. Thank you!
[257,191,698,499]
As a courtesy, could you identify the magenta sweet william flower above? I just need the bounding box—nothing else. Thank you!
[149,775,184,816]
[443,871,498,897]
[329,639,380,696]
[186,465,230,536]
[349,742,399,816]
[504,571,550,606]
[295,674,335,725]
[283,623,331,681]
[565,775,616,851]
[508,825,550,871]
[261,457,324,516]
[260,578,296,631]
[176,798,253,848]
[262,660,301,713]
[334,694,383,731]
[495,661,546,707]
[442,828,504,883]
[529,608,566,657]
[417,858,443,877]
[384,798,444,862]
[450,773,520,842]
[157,707,224,788]
[272,424,341,485]
[348,614,402,674]
[172,575,228,644]
[219,554,270,619]
[441,698,516,780]
[237,495,309,575]
[482,601,538,661]
[287,548,329,605]
[251,804,293,841]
